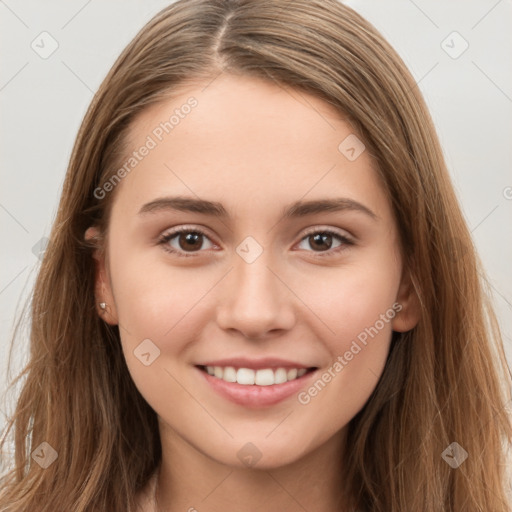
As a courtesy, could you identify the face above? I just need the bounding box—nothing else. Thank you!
[87,73,419,469]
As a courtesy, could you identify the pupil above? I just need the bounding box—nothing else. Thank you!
[180,232,202,251]
[311,233,331,251]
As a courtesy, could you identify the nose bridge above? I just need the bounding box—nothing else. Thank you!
[216,243,295,337]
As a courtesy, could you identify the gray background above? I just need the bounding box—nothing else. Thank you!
[1,0,511,460]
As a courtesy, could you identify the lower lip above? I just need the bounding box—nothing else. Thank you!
[196,366,317,408]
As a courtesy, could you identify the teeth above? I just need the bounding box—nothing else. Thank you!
[237,368,255,385]
[274,368,288,384]
[287,368,297,380]
[203,366,311,385]
[223,366,237,382]
[254,369,274,386]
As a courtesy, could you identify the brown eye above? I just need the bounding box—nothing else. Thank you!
[177,232,203,251]
[308,233,334,252]
[159,228,215,257]
[296,229,353,256]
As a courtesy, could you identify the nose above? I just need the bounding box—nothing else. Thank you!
[215,251,296,340]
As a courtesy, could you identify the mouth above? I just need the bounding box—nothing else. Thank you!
[196,364,317,385]
[194,363,319,408]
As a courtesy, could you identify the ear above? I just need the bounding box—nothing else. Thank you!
[391,269,421,333]
[84,226,119,326]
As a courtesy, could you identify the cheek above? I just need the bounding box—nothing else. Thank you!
[106,245,221,399]
[109,239,214,341]
[300,253,400,347]
[293,255,400,406]
[109,259,214,413]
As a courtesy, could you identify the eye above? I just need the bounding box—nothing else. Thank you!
[158,226,354,259]
[296,228,353,256]
[158,226,216,257]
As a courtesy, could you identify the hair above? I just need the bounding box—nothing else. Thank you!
[1,0,511,510]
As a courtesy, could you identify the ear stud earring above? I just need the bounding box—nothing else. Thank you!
[99,302,107,311]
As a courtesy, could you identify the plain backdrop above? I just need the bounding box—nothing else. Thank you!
[1,0,511,455]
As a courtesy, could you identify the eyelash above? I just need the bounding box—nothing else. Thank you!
[157,226,354,258]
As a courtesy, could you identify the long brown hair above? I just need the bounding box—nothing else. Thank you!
[1,0,511,510]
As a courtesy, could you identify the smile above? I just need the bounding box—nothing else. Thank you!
[195,363,318,408]
[199,365,313,385]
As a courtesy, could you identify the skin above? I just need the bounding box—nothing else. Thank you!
[86,73,420,511]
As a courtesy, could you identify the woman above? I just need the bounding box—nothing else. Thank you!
[1,0,511,510]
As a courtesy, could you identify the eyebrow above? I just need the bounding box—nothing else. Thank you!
[138,196,378,220]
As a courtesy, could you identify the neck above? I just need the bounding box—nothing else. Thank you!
[152,422,350,512]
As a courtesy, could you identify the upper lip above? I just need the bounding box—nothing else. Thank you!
[195,357,317,370]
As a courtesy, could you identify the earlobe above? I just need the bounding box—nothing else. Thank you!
[84,226,119,326]
[391,271,421,333]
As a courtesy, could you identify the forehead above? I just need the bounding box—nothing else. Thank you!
[110,73,391,224]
